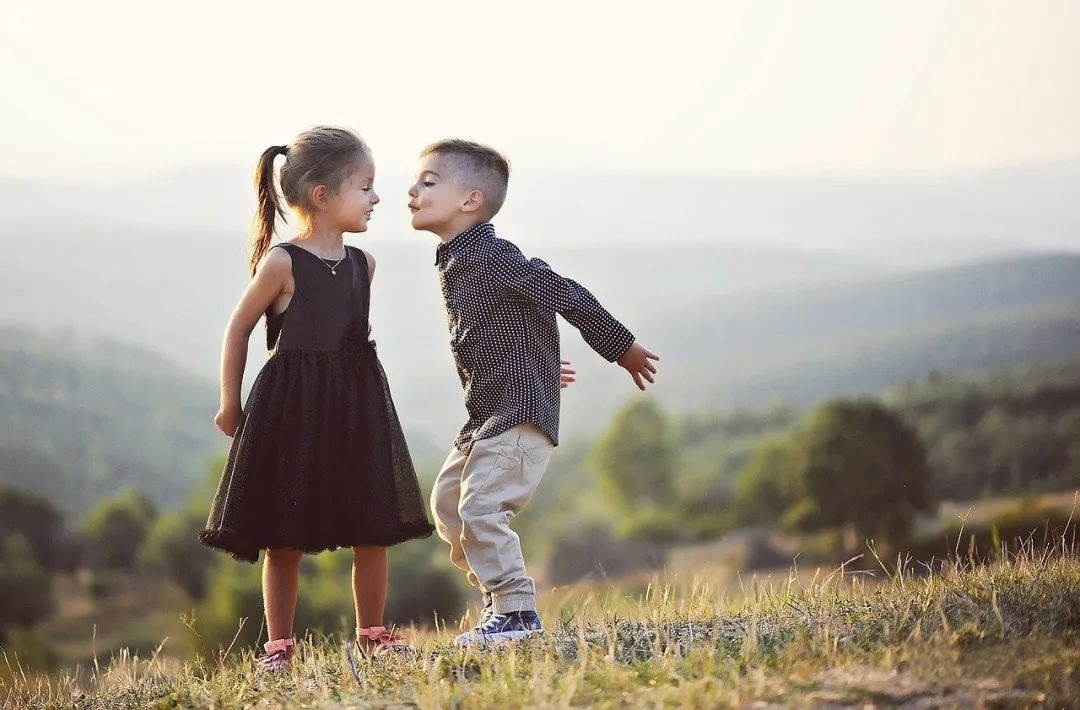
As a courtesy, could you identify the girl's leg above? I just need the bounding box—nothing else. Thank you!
[263,547,304,641]
[351,545,388,628]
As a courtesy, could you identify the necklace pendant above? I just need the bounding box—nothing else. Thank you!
[331,270,337,275]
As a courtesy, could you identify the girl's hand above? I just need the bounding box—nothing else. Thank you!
[616,341,660,391]
[560,359,577,389]
[215,407,240,437]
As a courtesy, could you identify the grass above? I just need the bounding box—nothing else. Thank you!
[4,542,1080,708]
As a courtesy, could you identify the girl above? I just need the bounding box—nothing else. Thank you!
[199,126,434,673]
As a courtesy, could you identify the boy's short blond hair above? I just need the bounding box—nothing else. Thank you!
[421,139,510,220]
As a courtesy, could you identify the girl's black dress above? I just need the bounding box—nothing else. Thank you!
[199,243,434,562]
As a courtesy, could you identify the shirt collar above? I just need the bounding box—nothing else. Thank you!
[435,222,496,266]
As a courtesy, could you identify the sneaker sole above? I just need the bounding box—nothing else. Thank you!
[454,628,543,647]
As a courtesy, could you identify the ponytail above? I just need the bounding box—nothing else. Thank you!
[249,145,289,276]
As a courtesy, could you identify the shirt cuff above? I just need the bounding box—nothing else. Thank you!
[594,322,636,363]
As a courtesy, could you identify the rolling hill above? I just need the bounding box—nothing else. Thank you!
[0,326,220,515]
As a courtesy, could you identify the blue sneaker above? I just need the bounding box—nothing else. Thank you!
[454,610,544,647]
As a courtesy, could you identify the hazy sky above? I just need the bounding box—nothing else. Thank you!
[2,0,1078,180]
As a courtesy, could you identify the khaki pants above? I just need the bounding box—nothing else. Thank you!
[430,423,553,614]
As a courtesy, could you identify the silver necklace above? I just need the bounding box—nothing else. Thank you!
[316,247,347,275]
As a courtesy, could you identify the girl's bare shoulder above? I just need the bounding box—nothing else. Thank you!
[257,244,294,276]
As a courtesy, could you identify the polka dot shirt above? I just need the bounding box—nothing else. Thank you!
[435,222,636,454]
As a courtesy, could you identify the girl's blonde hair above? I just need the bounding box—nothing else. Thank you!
[249,126,372,275]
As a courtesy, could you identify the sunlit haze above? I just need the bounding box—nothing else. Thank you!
[2,0,1078,181]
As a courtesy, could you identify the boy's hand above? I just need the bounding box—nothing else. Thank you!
[560,359,577,389]
[617,342,660,391]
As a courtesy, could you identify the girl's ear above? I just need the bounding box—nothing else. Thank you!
[462,189,484,214]
[310,184,328,210]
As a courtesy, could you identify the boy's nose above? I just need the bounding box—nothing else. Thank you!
[372,191,380,204]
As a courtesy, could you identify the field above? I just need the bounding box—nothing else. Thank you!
[4,545,1079,708]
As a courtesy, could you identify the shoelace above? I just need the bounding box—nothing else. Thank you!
[480,599,495,623]
[477,613,513,633]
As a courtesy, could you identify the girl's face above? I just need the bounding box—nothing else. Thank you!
[326,163,379,232]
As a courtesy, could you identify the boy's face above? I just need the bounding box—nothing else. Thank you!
[407,154,471,233]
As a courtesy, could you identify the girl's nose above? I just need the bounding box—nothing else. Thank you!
[407,184,417,198]
[372,191,380,205]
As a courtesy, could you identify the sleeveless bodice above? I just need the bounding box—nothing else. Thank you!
[266,243,370,353]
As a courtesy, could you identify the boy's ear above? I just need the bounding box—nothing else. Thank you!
[461,189,484,214]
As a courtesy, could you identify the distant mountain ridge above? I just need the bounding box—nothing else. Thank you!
[559,253,1080,417]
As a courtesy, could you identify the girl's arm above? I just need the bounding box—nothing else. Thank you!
[215,248,293,436]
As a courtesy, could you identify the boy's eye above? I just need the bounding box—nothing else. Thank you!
[423,181,435,187]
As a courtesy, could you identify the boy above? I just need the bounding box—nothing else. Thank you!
[407,139,659,646]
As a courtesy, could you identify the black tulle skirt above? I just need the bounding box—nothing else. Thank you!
[199,343,434,563]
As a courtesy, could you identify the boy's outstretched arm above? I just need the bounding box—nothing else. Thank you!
[491,243,660,390]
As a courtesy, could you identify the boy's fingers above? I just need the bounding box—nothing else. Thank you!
[645,361,657,374]
[646,351,660,361]
[643,370,655,384]
[632,372,645,390]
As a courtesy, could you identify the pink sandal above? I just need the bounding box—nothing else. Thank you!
[256,637,295,674]
[355,625,412,657]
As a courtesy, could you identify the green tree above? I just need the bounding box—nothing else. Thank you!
[140,507,215,598]
[140,453,226,598]
[734,438,804,524]
[591,398,679,511]
[0,535,55,638]
[82,489,158,570]
[792,399,933,548]
[0,483,78,570]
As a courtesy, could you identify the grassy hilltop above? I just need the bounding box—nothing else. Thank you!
[5,546,1079,708]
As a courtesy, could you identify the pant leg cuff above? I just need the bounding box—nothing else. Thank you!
[491,593,535,614]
